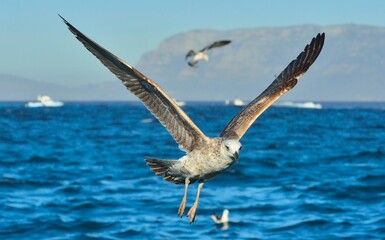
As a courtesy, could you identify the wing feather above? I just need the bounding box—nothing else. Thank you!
[60,15,208,151]
[185,50,196,59]
[220,33,325,139]
[200,40,231,52]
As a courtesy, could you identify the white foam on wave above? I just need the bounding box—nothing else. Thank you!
[140,118,154,123]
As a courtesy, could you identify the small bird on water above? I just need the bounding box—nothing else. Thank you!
[211,209,230,224]
[185,40,231,67]
[60,15,325,224]
[211,209,230,230]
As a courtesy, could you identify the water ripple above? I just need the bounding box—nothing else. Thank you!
[1,102,385,239]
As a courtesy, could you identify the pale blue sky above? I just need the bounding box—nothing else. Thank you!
[1,0,385,86]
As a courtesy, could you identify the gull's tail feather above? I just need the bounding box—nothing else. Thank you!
[146,157,185,185]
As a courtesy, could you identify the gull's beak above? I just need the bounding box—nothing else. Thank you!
[234,151,239,162]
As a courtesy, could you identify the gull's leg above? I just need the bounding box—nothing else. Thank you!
[187,182,204,224]
[178,177,190,217]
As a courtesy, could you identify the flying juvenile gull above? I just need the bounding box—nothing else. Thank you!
[185,40,231,67]
[59,15,325,224]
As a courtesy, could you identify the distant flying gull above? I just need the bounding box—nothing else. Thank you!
[185,40,231,67]
[211,209,229,224]
[59,15,325,224]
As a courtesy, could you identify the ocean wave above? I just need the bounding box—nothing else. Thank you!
[269,218,333,233]
[358,173,385,183]
[0,177,57,188]
[54,184,85,194]
[113,228,142,237]
[295,201,346,214]
[2,103,385,239]
[0,177,27,186]
[326,148,385,162]
[28,155,60,163]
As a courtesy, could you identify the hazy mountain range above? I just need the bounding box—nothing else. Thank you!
[2,24,385,102]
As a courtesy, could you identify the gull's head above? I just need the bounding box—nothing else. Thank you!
[221,139,242,162]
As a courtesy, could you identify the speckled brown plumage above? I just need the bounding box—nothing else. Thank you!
[60,15,325,224]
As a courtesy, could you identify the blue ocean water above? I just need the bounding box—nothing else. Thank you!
[1,101,385,239]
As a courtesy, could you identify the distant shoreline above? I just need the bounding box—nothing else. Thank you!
[1,101,385,110]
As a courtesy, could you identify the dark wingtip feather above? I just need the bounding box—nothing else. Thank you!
[58,14,72,30]
[58,14,66,23]
[219,32,325,140]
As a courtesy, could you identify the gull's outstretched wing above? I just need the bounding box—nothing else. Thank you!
[200,40,231,52]
[60,15,209,151]
[185,50,196,60]
[220,33,325,140]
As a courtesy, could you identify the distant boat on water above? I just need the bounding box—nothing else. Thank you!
[173,98,186,107]
[25,95,64,108]
[274,101,322,109]
[225,98,247,107]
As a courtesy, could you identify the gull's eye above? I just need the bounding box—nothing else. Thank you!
[225,145,230,151]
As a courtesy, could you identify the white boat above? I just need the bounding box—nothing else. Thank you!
[225,98,247,107]
[173,98,186,107]
[26,95,64,108]
[274,101,322,109]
